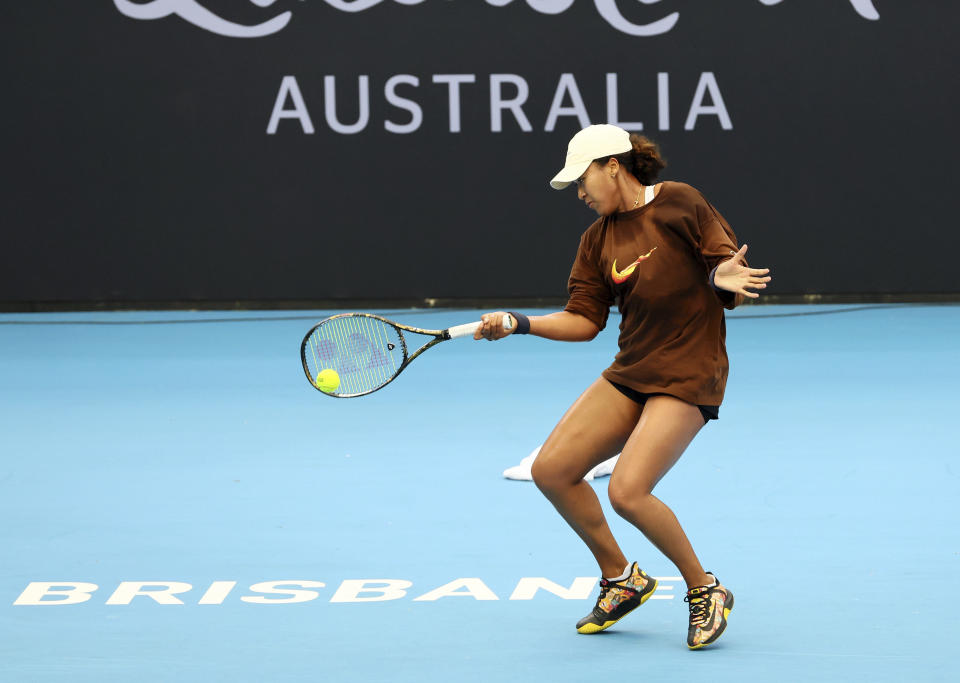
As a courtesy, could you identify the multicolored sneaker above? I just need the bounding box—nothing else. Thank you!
[684,574,734,649]
[576,562,658,634]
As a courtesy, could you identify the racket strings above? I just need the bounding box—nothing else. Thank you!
[307,316,405,395]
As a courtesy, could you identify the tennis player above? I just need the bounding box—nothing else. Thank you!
[476,124,771,649]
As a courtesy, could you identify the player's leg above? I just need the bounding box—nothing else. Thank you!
[530,377,643,578]
[532,378,663,634]
[606,394,709,587]
[606,394,733,648]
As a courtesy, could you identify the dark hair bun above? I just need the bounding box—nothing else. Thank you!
[628,134,666,185]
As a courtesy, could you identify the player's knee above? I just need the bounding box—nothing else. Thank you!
[530,456,558,493]
[607,484,632,519]
[608,480,652,520]
[531,451,576,494]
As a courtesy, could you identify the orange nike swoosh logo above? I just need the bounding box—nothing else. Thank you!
[611,247,657,284]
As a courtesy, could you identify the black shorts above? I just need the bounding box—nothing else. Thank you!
[608,380,719,423]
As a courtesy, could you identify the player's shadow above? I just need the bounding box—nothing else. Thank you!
[589,628,720,652]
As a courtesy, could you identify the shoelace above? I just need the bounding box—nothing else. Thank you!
[592,580,612,614]
[684,591,711,626]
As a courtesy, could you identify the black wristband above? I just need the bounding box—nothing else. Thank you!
[507,311,531,335]
[708,265,721,291]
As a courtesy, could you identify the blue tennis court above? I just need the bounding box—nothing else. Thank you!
[1,304,955,682]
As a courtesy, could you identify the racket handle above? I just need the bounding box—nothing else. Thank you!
[448,313,514,340]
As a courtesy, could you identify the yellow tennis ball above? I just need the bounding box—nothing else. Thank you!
[315,368,340,393]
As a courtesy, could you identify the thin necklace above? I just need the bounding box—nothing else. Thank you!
[632,185,645,208]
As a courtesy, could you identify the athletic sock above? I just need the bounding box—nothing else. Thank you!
[605,562,633,582]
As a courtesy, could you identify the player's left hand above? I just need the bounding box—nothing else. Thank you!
[713,244,771,299]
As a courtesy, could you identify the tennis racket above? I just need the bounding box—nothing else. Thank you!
[301,312,513,398]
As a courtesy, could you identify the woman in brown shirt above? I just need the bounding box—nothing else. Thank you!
[476,124,771,649]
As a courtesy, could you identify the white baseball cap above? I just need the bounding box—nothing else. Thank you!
[549,124,633,190]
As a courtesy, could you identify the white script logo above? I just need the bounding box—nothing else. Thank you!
[113,0,880,39]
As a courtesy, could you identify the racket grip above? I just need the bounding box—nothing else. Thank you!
[448,314,514,339]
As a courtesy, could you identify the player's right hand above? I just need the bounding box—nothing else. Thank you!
[475,311,515,341]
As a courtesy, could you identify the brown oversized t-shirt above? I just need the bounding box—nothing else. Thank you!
[564,181,744,406]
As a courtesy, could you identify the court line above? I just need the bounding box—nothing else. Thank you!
[0,303,953,325]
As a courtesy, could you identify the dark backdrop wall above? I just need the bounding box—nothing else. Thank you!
[2,1,957,307]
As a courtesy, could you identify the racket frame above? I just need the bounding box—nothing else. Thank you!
[300,312,458,398]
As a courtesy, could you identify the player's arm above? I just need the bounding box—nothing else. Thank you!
[475,310,599,342]
[526,311,599,341]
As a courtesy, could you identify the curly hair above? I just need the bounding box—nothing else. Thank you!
[595,134,666,185]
